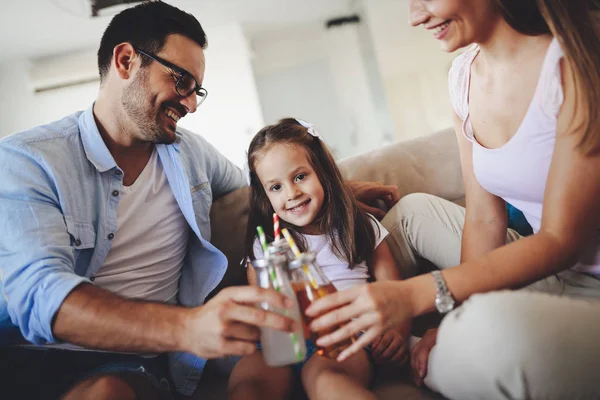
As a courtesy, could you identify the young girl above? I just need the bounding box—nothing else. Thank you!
[227,118,407,400]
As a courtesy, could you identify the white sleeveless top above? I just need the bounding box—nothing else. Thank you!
[449,38,600,276]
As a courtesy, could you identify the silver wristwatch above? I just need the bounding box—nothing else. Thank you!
[432,270,456,314]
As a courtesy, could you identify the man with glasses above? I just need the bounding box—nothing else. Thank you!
[0,1,399,398]
[0,2,295,399]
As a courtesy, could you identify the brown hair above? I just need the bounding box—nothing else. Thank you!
[244,118,378,266]
[536,0,600,154]
[496,0,600,153]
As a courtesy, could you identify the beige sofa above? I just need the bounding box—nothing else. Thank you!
[197,128,462,400]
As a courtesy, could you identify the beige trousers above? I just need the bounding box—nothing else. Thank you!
[382,193,600,400]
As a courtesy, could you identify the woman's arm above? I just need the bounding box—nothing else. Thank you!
[407,59,600,314]
[454,113,508,263]
[307,61,600,360]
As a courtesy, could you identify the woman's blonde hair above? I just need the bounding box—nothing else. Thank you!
[496,0,600,154]
[537,0,600,154]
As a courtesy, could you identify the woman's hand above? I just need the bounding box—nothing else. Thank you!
[306,281,414,361]
[410,328,438,387]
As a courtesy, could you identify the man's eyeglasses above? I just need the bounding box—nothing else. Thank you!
[134,47,208,106]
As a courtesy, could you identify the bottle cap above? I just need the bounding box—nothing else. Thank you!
[289,251,317,270]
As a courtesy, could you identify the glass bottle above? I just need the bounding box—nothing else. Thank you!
[267,238,296,261]
[289,252,355,359]
[251,254,306,366]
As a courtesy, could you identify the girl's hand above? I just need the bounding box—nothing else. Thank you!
[371,327,410,366]
[410,328,438,387]
[306,281,414,361]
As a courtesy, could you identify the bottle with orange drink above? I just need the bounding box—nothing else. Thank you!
[289,252,355,359]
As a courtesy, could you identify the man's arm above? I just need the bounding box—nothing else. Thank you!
[0,143,88,344]
[52,284,187,352]
[53,284,295,358]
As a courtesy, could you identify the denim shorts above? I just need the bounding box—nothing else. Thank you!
[0,346,174,400]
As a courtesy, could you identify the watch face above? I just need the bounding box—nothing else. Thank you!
[435,296,455,314]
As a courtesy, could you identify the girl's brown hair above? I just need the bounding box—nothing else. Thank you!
[244,118,377,266]
[496,0,600,153]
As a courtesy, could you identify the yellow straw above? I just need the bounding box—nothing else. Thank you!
[281,228,318,289]
[281,228,301,257]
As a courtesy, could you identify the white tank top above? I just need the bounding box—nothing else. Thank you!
[94,149,190,302]
[449,38,600,276]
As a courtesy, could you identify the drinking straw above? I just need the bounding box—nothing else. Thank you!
[257,225,280,289]
[256,226,269,254]
[257,226,303,361]
[281,228,318,290]
[273,213,281,241]
[281,228,301,257]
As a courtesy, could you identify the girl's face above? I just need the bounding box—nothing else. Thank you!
[254,143,325,235]
[408,0,500,52]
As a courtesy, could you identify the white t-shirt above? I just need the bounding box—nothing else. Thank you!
[253,216,388,291]
[94,149,189,304]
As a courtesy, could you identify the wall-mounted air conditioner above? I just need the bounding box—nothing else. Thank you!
[29,50,99,93]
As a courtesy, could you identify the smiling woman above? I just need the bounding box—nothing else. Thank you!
[307,1,600,399]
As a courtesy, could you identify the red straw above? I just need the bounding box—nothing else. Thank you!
[273,213,280,241]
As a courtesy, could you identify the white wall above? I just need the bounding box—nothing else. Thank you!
[250,0,459,153]
[0,60,98,136]
[250,20,391,160]
[255,58,347,157]
[364,0,456,141]
[178,23,264,167]
[1,1,461,158]
[0,23,262,168]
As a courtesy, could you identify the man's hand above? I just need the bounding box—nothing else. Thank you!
[346,180,400,219]
[371,328,409,366]
[183,286,298,359]
[410,328,438,387]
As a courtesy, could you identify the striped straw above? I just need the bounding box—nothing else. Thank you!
[282,228,318,290]
[281,228,300,257]
[273,213,280,241]
[256,226,269,254]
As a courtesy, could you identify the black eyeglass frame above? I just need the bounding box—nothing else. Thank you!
[134,46,208,102]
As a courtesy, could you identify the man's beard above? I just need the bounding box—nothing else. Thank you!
[121,69,175,144]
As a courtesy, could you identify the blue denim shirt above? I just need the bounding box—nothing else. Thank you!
[0,105,246,395]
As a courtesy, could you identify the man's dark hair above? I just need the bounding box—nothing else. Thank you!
[97,1,207,82]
